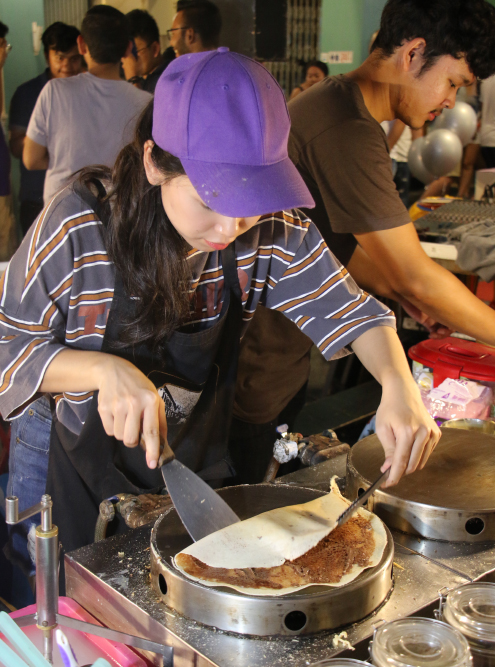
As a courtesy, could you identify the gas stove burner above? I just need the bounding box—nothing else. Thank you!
[346,427,495,542]
[150,483,394,637]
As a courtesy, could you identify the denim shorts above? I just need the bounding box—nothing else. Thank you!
[5,396,52,575]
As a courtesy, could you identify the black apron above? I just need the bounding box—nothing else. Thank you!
[46,182,243,557]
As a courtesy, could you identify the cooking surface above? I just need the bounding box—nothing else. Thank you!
[350,428,495,510]
[151,484,393,635]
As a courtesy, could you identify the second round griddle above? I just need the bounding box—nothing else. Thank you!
[346,427,495,542]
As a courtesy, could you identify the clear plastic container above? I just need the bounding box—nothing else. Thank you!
[441,583,495,667]
[370,617,473,667]
[309,661,370,666]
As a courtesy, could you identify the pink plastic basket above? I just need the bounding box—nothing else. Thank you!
[7,597,149,667]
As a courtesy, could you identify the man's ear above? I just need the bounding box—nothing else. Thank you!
[151,41,161,59]
[143,140,165,185]
[185,27,197,48]
[400,37,426,75]
[77,34,88,56]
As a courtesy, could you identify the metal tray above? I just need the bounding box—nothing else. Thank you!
[150,483,394,637]
[346,428,495,542]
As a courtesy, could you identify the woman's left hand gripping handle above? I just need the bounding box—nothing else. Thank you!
[96,354,168,469]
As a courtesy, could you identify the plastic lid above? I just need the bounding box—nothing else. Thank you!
[371,617,472,667]
[444,583,495,644]
[408,337,495,383]
[309,661,369,666]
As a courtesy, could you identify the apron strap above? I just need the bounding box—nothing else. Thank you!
[221,242,242,302]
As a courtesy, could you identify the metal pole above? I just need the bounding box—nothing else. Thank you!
[36,495,58,664]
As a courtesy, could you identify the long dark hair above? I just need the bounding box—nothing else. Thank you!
[79,100,190,352]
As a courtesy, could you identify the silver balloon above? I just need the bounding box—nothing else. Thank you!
[422,129,463,177]
[432,101,477,146]
[408,137,436,184]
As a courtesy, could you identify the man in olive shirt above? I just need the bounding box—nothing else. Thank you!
[231,0,495,480]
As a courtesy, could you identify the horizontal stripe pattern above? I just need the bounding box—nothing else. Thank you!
[0,185,394,430]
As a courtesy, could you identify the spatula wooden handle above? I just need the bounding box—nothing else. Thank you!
[158,436,175,467]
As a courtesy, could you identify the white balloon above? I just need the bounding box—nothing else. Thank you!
[432,102,477,146]
[422,129,463,177]
[408,137,436,184]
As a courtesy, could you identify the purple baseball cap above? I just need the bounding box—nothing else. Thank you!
[152,47,315,217]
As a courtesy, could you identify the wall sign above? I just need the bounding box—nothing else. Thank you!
[321,51,353,64]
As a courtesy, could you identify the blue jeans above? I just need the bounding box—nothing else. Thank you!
[6,396,52,575]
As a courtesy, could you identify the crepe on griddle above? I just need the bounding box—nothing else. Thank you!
[174,479,387,596]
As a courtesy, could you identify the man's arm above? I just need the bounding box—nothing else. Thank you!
[23,136,48,170]
[9,126,25,159]
[353,222,495,345]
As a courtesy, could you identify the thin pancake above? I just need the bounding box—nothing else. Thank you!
[174,479,387,596]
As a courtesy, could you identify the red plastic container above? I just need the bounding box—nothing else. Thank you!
[408,337,495,388]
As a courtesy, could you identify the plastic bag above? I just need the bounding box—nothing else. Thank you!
[420,377,493,420]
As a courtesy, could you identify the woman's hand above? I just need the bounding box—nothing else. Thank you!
[351,326,441,486]
[40,349,167,468]
[375,372,441,487]
[95,355,167,469]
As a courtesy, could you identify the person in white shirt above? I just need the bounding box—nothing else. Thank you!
[23,5,151,204]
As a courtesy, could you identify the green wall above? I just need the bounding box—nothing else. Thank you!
[0,0,46,217]
[320,0,363,74]
[320,0,386,74]
[321,0,495,74]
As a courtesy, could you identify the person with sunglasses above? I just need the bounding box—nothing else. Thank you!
[168,0,221,57]
[122,10,175,93]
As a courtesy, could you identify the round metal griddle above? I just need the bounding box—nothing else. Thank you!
[346,427,495,542]
[150,484,394,637]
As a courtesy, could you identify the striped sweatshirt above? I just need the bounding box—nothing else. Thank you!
[0,184,395,434]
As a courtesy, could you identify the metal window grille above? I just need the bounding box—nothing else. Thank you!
[44,0,90,29]
[264,0,321,99]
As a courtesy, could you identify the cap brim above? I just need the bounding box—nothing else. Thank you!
[180,156,315,218]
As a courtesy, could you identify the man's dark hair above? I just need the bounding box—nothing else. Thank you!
[81,5,130,64]
[372,0,495,80]
[0,21,8,40]
[176,0,222,49]
[42,22,80,57]
[127,9,160,45]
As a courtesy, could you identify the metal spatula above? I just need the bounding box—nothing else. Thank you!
[336,468,390,528]
[158,438,240,542]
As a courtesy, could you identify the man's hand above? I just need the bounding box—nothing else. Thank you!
[399,297,453,339]
[9,127,26,159]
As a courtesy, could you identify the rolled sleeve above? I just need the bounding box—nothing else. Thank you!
[261,213,396,360]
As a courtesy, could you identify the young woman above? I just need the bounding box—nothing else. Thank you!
[0,49,440,556]
[289,60,329,100]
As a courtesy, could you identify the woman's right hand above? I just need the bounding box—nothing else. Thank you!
[95,354,167,469]
[40,348,167,469]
